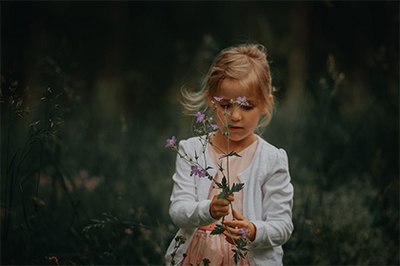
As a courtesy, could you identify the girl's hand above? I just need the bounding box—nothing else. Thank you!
[223,209,256,244]
[210,194,234,220]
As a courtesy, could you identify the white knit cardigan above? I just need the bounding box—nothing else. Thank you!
[165,135,294,266]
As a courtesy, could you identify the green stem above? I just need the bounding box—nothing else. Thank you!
[19,183,33,260]
[3,106,12,242]
[36,95,50,197]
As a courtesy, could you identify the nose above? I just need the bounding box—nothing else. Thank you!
[231,108,242,122]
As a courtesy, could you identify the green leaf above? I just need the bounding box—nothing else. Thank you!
[221,176,227,187]
[217,191,230,200]
[214,180,224,189]
[233,250,240,265]
[219,151,242,159]
[230,151,242,158]
[218,163,224,172]
[231,183,244,193]
[210,224,225,235]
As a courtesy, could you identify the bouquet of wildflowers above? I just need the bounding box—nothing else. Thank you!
[166,96,252,265]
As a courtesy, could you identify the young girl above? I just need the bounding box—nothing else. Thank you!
[165,43,294,266]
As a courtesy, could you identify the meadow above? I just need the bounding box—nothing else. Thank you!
[2,1,398,265]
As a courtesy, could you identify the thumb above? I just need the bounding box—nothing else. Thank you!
[232,209,245,220]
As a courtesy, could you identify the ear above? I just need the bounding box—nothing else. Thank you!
[269,94,274,106]
[261,94,273,115]
[206,91,213,108]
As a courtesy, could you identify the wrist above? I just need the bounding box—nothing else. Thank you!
[209,204,218,220]
[249,222,257,242]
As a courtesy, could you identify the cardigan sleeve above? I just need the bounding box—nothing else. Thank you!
[250,148,294,249]
[169,140,218,229]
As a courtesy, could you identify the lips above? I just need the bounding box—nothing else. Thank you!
[229,126,244,132]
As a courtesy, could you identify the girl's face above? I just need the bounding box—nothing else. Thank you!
[209,78,269,150]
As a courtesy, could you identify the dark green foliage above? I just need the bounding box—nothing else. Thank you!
[2,1,398,265]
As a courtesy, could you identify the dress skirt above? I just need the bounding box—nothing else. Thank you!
[181,229,250,266]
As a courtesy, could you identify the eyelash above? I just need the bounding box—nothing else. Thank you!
[219,104,253,110]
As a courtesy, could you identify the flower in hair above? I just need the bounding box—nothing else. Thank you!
[213,96,223,101]
[196,112,205,123]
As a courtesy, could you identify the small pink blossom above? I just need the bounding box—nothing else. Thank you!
[49,256,59,265]
[40,175,48,186]
[125,228,133,235]
[73,178,82,187]
[84,177,101,191]
[80,170,89,179]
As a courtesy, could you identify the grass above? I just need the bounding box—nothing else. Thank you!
[1,56,398,265]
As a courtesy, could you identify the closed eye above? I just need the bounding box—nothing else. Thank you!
[242,105,254,110]
[220,103,232,109]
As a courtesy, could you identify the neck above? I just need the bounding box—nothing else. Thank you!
[211,131,257,154]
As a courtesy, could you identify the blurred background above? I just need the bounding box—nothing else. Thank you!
[1,1,398,265]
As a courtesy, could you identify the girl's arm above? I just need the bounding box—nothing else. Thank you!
[250,149,294,249]
[220,149,293,249]
[169,140,219,229]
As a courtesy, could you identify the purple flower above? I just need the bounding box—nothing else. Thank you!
[198,169,206,178]
[237,97,248,105]
[196,112,205,123]
[213,96,223,101]
[190,165,199,176]
[238,228,249,238]
[190,165,206,178]
[211,124,219,130]
[166,136,176,147]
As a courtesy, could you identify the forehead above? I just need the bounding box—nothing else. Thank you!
[217,78,258,101]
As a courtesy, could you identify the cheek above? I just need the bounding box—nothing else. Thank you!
[247,111,262,126]
[215,112,225,125]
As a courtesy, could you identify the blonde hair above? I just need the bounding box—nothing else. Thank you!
[181,43,276,128]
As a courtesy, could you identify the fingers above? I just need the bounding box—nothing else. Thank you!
[223,230,236,244]
[210,194,234,219]
[216,197,231,206]
[222,226,246,245]
[214,195,234,206]
[232,208,244,220]
[211,207,229,219]
[225,194,234,202]
[222,211,257,242]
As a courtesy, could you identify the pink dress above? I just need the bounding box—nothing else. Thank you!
[181,139,258,266]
